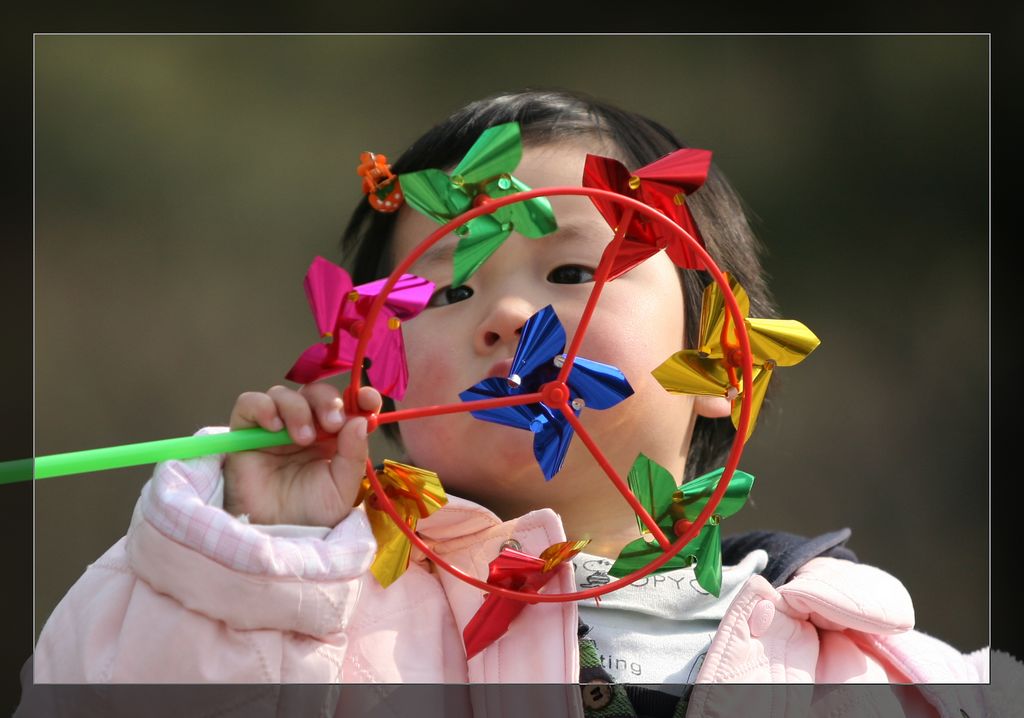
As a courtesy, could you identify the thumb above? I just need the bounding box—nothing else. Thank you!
[330,416,369,510]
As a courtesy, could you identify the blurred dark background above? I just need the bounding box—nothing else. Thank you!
[33,36,987,653]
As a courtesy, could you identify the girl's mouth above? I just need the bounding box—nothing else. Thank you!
[486,357,514,380]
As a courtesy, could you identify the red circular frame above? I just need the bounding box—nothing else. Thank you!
[345,186,755,603]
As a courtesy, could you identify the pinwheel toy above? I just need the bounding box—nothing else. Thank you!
[359,459,447,588]
[342,177,763,621]
[13,125,821,663]
[12,155,759,608]
[399,122,558,288]
[285,256,434,401]
[582,148,711,280]
[651,272,821,441]
[459,305,634,481]
[608,454,754,597]
[462,539,590,659]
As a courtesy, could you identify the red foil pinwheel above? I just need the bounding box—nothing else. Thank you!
[360,460,448,588]
[285,256,434,400]
[582,149,712,280]
[462,539,589,659]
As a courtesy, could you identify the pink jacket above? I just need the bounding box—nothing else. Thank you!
[33,442,992,717]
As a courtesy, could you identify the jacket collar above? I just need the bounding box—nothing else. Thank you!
[416,494,505,542]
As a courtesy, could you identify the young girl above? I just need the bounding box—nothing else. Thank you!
[30,90,991,716]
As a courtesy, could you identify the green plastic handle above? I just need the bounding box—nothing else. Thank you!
[0,427,294,484]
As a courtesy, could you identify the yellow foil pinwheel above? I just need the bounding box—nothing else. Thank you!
[652,273,820,441]
[360,460,448,588]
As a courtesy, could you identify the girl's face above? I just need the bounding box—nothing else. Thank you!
[390,140,729,528]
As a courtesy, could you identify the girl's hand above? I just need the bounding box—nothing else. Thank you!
[222,383,382,527]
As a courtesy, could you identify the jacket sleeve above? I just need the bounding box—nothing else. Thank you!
[33,427,378,684]
[782,557,991,685]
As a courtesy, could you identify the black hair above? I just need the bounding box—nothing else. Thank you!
[340,88,778,480]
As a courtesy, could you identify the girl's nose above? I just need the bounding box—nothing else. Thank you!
[474,295,535,354]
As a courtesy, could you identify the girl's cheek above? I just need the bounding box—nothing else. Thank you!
[401,360,447,408]
[399,329,465,408]
[395,349,468,471]
[579,304,683,373]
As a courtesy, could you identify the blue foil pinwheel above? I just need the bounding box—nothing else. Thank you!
[459,305,634,481]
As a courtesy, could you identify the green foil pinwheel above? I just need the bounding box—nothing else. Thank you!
[652,272,821,442]
[399,122,558,287]
[609,454,754,597]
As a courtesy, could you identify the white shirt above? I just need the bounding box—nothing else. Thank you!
[574,548,768,691]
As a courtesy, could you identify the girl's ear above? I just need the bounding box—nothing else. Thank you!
[694,395,732,419]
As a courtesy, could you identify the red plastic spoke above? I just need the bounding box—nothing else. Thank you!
[556,208,634,385]
[561,409,673,550]
[376,392,544,426]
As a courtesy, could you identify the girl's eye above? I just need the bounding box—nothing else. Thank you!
[547,265,595,285]
[427,284,475,307]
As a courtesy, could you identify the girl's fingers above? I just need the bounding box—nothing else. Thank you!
[229,391,284,432]
[228,381,378,458]
[356,385,383,414]
[330,416,369,508]
[266,385,317,445]
[299,382,345,433]
[328,389,378,512]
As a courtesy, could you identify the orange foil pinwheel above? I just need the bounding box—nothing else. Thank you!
[462,539,589,659]
[652,273,821,441]
[360,460,448,588]
[582,148,711,280]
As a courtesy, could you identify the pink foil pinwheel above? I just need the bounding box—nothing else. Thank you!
[285,256,434,400]
[582,149,712,280]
